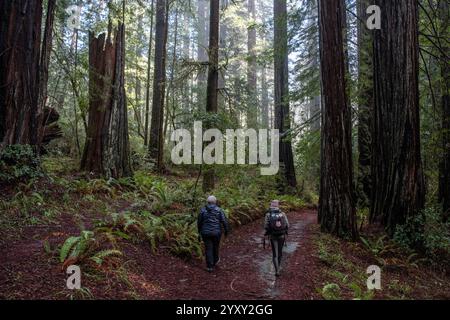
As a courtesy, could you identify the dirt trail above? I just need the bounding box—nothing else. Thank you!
[128,209,320,300]
[0,209,320,300]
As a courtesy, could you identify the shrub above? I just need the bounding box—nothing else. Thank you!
[394,206,450,259]
[0,145,42,183]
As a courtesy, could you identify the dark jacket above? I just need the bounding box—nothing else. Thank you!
[198,204,230,237]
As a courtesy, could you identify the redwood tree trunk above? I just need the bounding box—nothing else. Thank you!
[274,0,297,190]
[438,0,450,221]
[202,0,220,192]
[318,0,357,239]
[148,0,168,170]
[357,0,374,207]
[0,0,43,151]
[81,24,132,179]
[370,0,425,236]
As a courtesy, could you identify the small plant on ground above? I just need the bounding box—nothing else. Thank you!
[320,283,341,300]
[59,230,122,268]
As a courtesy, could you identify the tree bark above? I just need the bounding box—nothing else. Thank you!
[274,0,297,190]
[318,0,357,239]
[356,0,374,207]
[144,0,155,146]
[370,0,425,237]
[149,0,168,170]
[0,0,43,151]
[202,0,220,192]
[438,0,450,221]
[81,23,132,178]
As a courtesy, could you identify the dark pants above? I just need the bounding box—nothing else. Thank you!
[202,235,221,268]
[270,235,285,273]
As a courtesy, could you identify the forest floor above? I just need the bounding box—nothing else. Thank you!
[0,159,449,299]
[1,204,449,300]
[0,207,320,299]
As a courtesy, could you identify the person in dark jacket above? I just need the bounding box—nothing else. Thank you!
[264,200,289,277]
[197,195,230,272]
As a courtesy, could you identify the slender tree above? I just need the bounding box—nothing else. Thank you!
[144,0,155,146]
[202,0,220,192]
[274,0,297,190]
[38,0,57,147]
[247,0,258,128]
[149,0,169,170]
[318,0,357,239]
[370,0,425,237]
[197,0,208,89]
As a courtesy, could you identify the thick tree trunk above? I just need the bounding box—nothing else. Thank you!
[0,0,43,151]
[274,0,297,190]
[202,0,220,192]
[149,0,168,170]
[81,24,132,179]
[438,0,450,221]
[144,0,155,146]
[318,0,357,239]
[356,0,374,207]
[247,0,258,128]
[370,0,425,237]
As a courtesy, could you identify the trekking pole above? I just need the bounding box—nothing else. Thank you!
[263,235,266,250]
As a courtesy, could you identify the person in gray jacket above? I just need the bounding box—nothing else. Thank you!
[264,200,289,276]
[198,196,230,273]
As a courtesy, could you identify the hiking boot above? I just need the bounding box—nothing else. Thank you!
[207,267,214,273]
[214,257,221,266]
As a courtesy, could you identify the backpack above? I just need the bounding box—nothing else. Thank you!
[268,210,287,236]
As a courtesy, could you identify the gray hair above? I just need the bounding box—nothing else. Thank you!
[207,195,217,204]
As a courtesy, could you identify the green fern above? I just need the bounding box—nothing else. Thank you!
[90,249,122,265]
[60,236,81,263]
